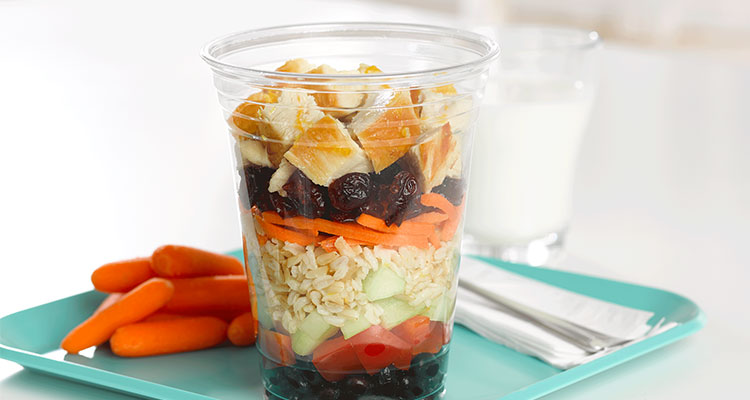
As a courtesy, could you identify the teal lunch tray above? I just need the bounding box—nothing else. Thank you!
[0,252,704,399]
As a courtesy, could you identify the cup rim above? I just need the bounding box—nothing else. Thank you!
[201,22,499,85]
[475,24,601,53]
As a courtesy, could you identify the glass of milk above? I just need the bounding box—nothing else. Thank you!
[464,26,601,265]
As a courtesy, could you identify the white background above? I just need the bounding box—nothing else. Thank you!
[1,0,748,398]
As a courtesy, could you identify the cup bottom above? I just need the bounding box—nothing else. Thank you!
[262,349,449,400]
[462,230,565,266]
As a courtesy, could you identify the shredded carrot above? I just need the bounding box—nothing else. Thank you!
[255,215,319,246]
[420,193,455,216]
[356,214,434,236]
[406,211,449,224]
[261,211,317,233]
[428,230,441,248]
[314,219,429,249]
[256,234,268,246]
[440,196,466,242]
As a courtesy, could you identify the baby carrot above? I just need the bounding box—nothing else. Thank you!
[163,275,252,313]
[91,257,155,293]
[110,316,228,357]
[228,312,257,346]
[151,245,244,278]
[61,278,174,354]
[93,293,123,315]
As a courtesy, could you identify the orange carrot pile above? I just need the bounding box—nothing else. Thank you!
[62,278,174,354]
[228,312,257,346]
[163,275,252,313]
[152,245,244,278]
[62,245,259,358]
[110,317,228,357]
[91,258,155,293]
[253,192,464,251]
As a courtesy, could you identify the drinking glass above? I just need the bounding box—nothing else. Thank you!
[464,26,601,266]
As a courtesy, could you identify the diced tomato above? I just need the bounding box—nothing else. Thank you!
[413,322,445,355]
[258,327,295,367]
[348,325,412,374]
[312,336,363,382]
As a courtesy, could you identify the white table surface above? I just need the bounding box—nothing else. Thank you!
[1,0,748,398]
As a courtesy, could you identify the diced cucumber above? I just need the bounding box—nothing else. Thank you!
[291,311,338,355]
[376,297,425,329]
[363,264,405,301]
[341,311,372,339]
[298,311,334,339]
[424,293,455,323]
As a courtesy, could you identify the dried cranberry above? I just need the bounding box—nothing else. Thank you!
[329,173,372,212]
[432,177,464,206]
[269,192,298,218]
[382,171,421,226]
[239,165,274,209]
[283,171,329,219]
[372,162,402,185]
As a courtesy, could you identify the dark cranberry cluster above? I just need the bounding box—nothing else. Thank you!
[239,160,461,226]
[264,352,448,400]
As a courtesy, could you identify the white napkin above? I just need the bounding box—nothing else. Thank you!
[455,256,677,369]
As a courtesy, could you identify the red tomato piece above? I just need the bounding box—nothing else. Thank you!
[312,336,364,382]
[258,327,295,367]
[392,316,432,346]
[412,322,445,355]
[348,325,413,374]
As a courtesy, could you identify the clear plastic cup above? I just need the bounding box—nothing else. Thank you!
[202,23,497,400]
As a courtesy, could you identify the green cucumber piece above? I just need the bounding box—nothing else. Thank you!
[376,297,425,329]
[424,293,455,323]
[363,264,405,301]
[341,311,372,339]
[291,311,338,355]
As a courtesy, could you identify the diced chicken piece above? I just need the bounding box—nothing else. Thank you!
[417,85,473,135]
[446,147,462,179]
[259,91,324,166]
[358,63,382,74]
[348,90,421,172]
[284,115,373,186]
[231,91,278,135]
[307,64,366,118]
[405,123,460,192]
[276,58,315,73]
[268,159,297,196]
[238,139,273,168]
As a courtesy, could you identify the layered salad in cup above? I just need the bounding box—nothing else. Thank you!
[232,58,472,400]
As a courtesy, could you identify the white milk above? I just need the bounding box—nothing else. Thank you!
[466,76,593,244]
